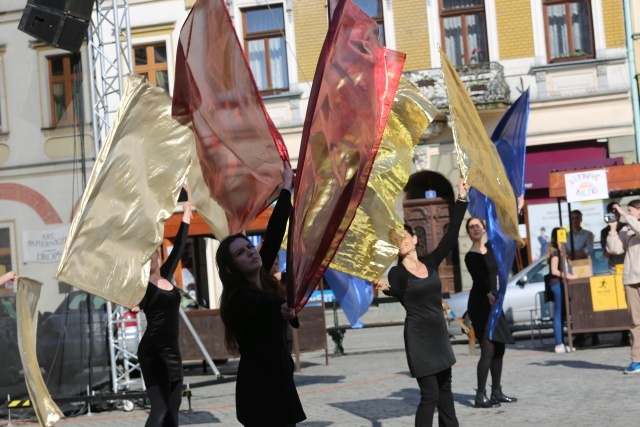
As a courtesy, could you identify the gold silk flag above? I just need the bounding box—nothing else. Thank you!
[57,75,193,308]
[330,78,439,280]
[17,277,63,427]
[439,49,520,243]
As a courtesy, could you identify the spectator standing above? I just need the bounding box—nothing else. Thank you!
[538,227,550,260]
[606,200,640,374]
[567,210,594,260]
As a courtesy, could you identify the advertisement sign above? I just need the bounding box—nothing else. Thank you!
[590,275,619,311]
[527,201,605,261]
[564,170,609,203]
[22,226,69,263]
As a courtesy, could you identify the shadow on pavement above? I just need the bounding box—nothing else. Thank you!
[179,410,220,425]
[329,388,417,426]
[294,375,346,387]
[530,359,622,371]
[452,392,478,408]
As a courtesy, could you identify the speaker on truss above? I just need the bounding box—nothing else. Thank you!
[18,0,95,53]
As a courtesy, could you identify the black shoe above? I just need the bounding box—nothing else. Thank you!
[491,385,517,403]
[475,389,501,408]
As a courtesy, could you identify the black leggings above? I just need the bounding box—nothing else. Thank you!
[415,368,459,427]
[477,339,506,392]
[146,380,183,427]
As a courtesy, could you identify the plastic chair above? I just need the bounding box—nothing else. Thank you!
[529,291,553,346]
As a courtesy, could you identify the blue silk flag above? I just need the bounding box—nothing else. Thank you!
[324,268,373,328]
[468,89,530,340]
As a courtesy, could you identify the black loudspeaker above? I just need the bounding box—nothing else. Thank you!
[18,1,94,53]
[27,0,95,21]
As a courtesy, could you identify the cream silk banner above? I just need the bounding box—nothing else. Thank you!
[17,277,63,427]
[329,78,439,280]
[57,75,193,308]
[439,49,521,243]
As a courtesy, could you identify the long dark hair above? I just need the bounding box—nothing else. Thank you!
[546,227,562,260]
[216,234,284,356]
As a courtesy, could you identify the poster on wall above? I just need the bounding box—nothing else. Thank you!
[564,169,609,203]
[527,201,605,261]
[22,225,70,263]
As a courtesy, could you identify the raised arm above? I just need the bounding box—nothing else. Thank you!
[259,163,293,270]
[161,201,192,280]
[428,178,469,266]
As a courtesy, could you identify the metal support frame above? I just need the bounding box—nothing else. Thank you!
[87,0,133,157]
[106,301,145,393]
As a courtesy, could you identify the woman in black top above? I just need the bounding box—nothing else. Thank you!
[216,164,305,427]
[375,178,468,427]
[134,200,192,427]
[464,216,516,409]
[547,227,577,353]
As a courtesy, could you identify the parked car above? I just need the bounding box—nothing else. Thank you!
[0,290,22,387]
[38,290,144,395]
[446,246,609,338]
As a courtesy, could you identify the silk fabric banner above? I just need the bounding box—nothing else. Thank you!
[17,277,63,427]
[172,0,288,237]
[286,0,405,311]
[439,48,521,244]
[468,89,530,339]
[329,78,438,281]
[57,75,192,308]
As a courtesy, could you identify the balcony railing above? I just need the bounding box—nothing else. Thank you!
[404,62,510,110]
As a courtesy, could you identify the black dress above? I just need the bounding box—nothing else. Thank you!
[227,190,306,426]
[137,221,189,386]
[386,200,467,378]
[465,244,514,344]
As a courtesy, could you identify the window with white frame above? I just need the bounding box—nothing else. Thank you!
[133,43,170,92]
[242,4,289,94]
[440,0,488,67]
[543,0,594,62]
[353,0,386,45]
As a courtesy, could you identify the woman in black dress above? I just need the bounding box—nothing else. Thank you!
[216,163,305,427]
[464,216,516,409]
[134,200,192,427]
[374,178,468,427]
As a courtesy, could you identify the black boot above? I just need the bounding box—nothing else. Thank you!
[475,389,500,408]
[491,385,517,403]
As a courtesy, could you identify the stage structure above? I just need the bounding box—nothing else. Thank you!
[85,1,221,396]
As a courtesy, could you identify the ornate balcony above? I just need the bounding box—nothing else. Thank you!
[404,62,511,110]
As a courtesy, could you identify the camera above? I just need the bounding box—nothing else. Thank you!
[604,213,618,223]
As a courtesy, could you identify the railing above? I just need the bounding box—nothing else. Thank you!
[405,62,511,109]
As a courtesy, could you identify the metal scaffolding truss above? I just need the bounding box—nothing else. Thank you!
[87,0,133,156]
[106,302,145,393]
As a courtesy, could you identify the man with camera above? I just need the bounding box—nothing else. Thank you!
[602,202,625,274]
[602,201,631,347]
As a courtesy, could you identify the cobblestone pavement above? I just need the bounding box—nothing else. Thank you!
[2,305,639,426]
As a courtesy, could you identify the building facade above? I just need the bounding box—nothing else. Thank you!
[0,0,634,310]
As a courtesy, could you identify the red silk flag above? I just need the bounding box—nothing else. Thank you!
[286,0,405,311]
[172,0,288,236]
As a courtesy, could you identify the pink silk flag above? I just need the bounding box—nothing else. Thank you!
[286,0,405,311]
[172,0,288,235]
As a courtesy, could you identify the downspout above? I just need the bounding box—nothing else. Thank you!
[624,0,640,162]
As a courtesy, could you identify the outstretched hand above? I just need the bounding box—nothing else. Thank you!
[281,302,295,320]
[282,162,294,191]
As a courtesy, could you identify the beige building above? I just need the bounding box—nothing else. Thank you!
[0,0,635,310]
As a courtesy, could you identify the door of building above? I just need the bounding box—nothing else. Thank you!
[403,198,461,294]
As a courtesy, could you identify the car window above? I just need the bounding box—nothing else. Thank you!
[91,295,106,310]
[0,297,16,320]
[526,261,549,284]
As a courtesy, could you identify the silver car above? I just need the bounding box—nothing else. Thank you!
[445,246,609,337]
